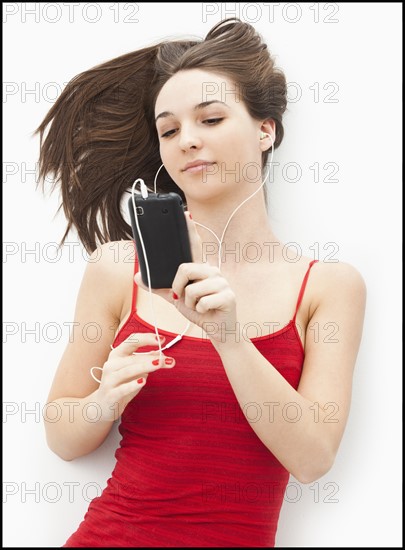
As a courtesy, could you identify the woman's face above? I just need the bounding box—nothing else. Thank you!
[154,68,270,203]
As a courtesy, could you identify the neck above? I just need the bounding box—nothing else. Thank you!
[185,190,279,271]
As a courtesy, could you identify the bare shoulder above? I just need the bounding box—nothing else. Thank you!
[303,258,367,358]
[296,258,367,406]
[83,240,135,320]
[87,240,135,276]
[45,240,136,402]
[309,259,367,312]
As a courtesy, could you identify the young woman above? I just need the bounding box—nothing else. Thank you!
[37,18,366,548]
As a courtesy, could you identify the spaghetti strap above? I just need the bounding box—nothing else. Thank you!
[292,260,319,323]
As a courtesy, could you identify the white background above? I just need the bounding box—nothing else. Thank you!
[3,2,402,547]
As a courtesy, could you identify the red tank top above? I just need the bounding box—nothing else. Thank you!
[63,255,318,548]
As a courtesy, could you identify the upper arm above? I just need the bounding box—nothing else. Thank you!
[46,242,131,401]
[297,261,367,455]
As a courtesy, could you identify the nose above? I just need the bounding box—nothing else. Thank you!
[178,126,202,151]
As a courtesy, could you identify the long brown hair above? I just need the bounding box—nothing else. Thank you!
[35,18,287,254]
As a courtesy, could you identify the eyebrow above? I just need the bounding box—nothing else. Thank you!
[155,100,229,123]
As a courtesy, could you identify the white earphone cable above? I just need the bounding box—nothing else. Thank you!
[91,142,274,383]
[194,161,272,271]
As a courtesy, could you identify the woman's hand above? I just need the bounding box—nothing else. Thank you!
[94,332,175,421]
[134,212,239,345]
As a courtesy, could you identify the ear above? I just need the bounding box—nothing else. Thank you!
[259,119,276,151]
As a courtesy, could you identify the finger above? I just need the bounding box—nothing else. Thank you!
[134,271,149,292]
[194,289,236,314]
[114,376,148,400]
[116,349,167,370]
[184,211,203,264]
[107,366,150,387]
[111,357,175,385]
[172,263,220,300]
[112,333,165,357]
[183,276,227,310]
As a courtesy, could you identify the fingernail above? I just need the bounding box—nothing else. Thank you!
[137,378,144,384]
[152,359,160,366]
[189,212,192,220]
[164,358,174,365]
[172,292,178,300]
[155,335,165,341]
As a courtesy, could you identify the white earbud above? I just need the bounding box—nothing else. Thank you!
[260,131,271,140]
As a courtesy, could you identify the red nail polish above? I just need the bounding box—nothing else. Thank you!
[152,359,160,366]
[164,358,174,365]
[172,292,178,300]
[137,378,144,384]
[189,212,192,220]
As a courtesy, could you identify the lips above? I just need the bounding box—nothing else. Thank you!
[182,160,216,173]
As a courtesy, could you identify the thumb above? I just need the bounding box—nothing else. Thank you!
[134,269,173,302]
[134,271,147,290]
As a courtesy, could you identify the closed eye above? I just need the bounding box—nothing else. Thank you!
[160,129,177,138]
[203,118,223,125]
[159,118,224,138]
